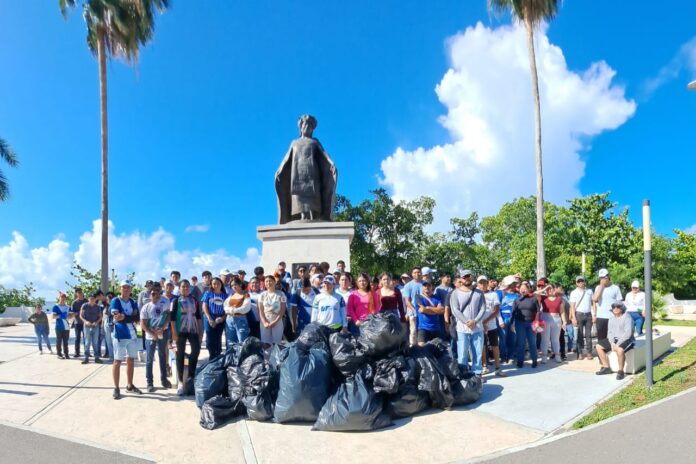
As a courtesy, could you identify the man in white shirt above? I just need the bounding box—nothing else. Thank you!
[570,276,594,360]
[624,280,646,336]
[592,268,623,343]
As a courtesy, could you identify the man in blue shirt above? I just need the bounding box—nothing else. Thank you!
[416,282,445,346]
[110,280,143,400]
[402,267,424,347]
[498,276,520,364]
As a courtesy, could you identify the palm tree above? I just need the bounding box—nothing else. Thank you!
[488,0,559,279]
[0,137,19,202]
[59,0,169,292]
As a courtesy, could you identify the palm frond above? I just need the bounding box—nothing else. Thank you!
[0,169,10,201]
[0,138,18,167]
[488,0,560,27]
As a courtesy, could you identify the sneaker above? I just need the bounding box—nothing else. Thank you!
[177,387,186,397]
[516,362,524,368]
[161,379,172,389]
[147,385,156,393]
[531,361,538,368]
[541,356,547,364]
[81,360,89,365]
[596,367,612,376]
[554,356,562,363]
[113,388,121,400]
[126,385,143,395]
[73,354,81,359]
[560,355,567,361]
[94,358,103,364]
[495,369,508,377]
[57,354,64,359]
[482,366,490,375]
[616,371,625,380]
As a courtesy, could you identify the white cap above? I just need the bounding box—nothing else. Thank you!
[477,275,489,283]
[422,266,437,275]
[165,279,175,286]
[219,268,232,275]
[598,268,609,278]
[500,275,516,288]
[119,279,133,288]
[631,280,640,289]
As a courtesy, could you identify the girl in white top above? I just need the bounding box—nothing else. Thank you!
[258,275,286,347]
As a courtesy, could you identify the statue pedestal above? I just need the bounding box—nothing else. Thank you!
[256,221,355,275]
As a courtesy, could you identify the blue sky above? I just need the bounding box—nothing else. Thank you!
[1,1,695,294]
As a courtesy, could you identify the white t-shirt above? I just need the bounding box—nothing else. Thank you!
[594,284,623,319]
[259,290,287,321]
[624,291,645,313]
[483,291,501,331]
[569,288,594,314]
[140,299,169,340]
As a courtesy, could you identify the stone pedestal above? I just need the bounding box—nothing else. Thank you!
[257,221,355,275]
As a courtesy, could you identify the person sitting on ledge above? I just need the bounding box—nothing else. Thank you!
[595,302,635,380]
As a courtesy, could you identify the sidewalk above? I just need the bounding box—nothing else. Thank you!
[1,322,692,463]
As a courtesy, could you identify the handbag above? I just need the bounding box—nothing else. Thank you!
[532,312,546,334]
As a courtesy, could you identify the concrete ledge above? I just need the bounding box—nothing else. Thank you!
[257,221,355,240]
[608,331,671,374]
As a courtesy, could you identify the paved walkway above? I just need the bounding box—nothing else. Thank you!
[0,322,692,463]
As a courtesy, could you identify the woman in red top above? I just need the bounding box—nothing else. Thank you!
[373,273,406,322]
[346,273,374,336]
[537,282,567,363]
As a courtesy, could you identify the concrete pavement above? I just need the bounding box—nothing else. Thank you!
[1,322,693,463]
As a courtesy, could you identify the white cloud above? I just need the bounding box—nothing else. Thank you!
[685,224,696,235]
[0,220,260,298]
[380,22,636,231]
[184,224,210,233]
[643,36,696,96]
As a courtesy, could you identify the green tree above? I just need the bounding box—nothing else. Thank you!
[66,261,142,302]
[335,188,435,275]
[488,0,561,279]
[670,230,696,298]
[0,283,45,313]
[0,137,19,201]
[59,0,169,292]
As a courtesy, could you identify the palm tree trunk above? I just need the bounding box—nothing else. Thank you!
[524,12,546,279]
[97,30,110,293]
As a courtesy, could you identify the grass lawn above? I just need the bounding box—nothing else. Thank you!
[573,336,696,429]
[654,319,696,327]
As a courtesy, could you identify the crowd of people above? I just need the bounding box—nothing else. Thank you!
[27,260,647,400]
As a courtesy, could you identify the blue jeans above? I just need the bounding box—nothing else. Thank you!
[515,320,538,365]
[499,317,516,362]
[83,325,100,360]
[565,324,576,351]
[35,325,51,351]
[456,331,484,375]
[225,316,250,347]
[348,320,361,337]
[145,336,168,386]
[103,321,114,362]
[203,317,225,359]
[628,312,645,336]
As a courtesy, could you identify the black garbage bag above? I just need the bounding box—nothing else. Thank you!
[427,339,462,380]
[358,312,404,358]
[243,388,275,421]
[410,345,454,410]
[451,375,482,406]
[296,323,332,351]
[195,353,228,408]
[329,332,368,378]
[238,336,264,362]
[240,353,275,422]
[199,395,242,430]
[274,344,332,423]
[373,355,408,395]
[313,366,393,432]
[385,383,431,419]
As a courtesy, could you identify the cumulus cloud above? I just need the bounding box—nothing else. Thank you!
[380,22,636,231]
[643,36,696,96]
[0,220,260,298]
[184,224,210,233]
[685,224,696,235]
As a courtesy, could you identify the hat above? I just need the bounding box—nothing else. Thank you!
[400,273,410,279]
[575,276,586,282]
[322,275,336,286]
[119,280,133,288]
[332,268,341,274]
[238,269,246,275]
[536,279,547,287]
[145,279,154,285]
[500,275,516,288]
[165,279,175,286]
[219,268,232,276]
[598,268,609,278]
[477,275,489,283]
[311,273,323,282]
[631,280,640,289]
[457,269,473,278]
[422,266,437,275]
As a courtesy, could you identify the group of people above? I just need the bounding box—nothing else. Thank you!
[29,260,647,400]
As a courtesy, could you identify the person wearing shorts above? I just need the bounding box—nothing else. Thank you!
[110,280,143,399]
[595,302,635,380]
[416,281,444,346]
[478,276,506,377]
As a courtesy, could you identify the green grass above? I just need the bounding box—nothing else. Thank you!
[573,336,696,429]
[654,319,696,327]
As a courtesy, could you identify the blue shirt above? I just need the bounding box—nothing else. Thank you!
[292,289,316,327]
[499,292,520,320]
[402,280,424,317]
[416,294,442,332]
[52,304,70,331]
[110,297,138,340]
[201,291,228,318]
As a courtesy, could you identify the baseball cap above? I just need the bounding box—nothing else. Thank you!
[457,269,473,278]
[422,266,437,275]
[119,279,133,288]
[477,275,489,283]
[575,276,586,282]
[598,268,609,278]
[219,268,232,275]
[631,280,640,288]
[500,275,516,288]
[400,273,410,279]
[536,279,547,287]
[322,275,336,286]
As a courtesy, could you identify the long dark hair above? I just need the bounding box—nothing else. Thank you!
[211,277,225,293]
[357,272,372,292]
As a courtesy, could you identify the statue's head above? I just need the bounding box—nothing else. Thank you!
[297,114,317,137]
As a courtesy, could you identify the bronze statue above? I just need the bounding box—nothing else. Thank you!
[275,115,337,224]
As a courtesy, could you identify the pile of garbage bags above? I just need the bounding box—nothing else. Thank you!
[196,312,482,431]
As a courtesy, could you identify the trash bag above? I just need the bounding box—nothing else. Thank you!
[296,323,332,351]
[238,337,265,362]
[274,344,332,423]
[427,339,462,380]
[451,376,482,406]
[243,389,275,421]
[385,383,430,419]
[411,345,454,410]
[195,353,228,408]
[373,355,409,395]
[239,353,275,422]
[358,312,404,358]
[329,332,368,378]
[313,366,393,432]
[199,395,242,430]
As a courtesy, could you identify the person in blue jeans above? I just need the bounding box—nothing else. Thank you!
[498,280,520,364]
[512,282,539,368]
[224,277,251,346]
[201,277,228,359]
[450,269,486,377]
[140,284,172,392]
[28,304,52,354]
[624,281,646,336]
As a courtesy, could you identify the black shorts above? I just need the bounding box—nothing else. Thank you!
[417,329,440,344]
[485,328,499,347]
[597,338,634,353]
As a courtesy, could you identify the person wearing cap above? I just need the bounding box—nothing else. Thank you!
[450,269,486,376]
[52,292,73,359]
[70,288,87,359]
[624,280,645,336]
[511,281,540,368]
[346,273,375,336]
[237,270,249,291]
[170,279,202,396]
[498,276,520,364]
[570,276,594,359]
[592,269,623,342]
[478,276,506,377]
[415,281,444,345]
[201,277,228,358]
[224,277,252,346]
[170,271,182,296]
[163,280,176,304]
[311,275,348,333]
[110,280,143,399]
[310,273,324,294]
[79,291,104,364]
[398,273,410,291]
[258,275,287,347]
[254,266,266,290]
[595,302,635,380]
[219,269,233,294]
[140,283,172,392]
[403,267,425,346]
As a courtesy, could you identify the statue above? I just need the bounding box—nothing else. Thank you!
[275,115,337,224]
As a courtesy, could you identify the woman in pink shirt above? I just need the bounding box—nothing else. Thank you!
[346,273,375,336]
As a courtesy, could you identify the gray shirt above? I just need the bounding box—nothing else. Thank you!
[80,303,102,324]
[608,312,634,345]
[450,287,486,334]
[595,284,623,319]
